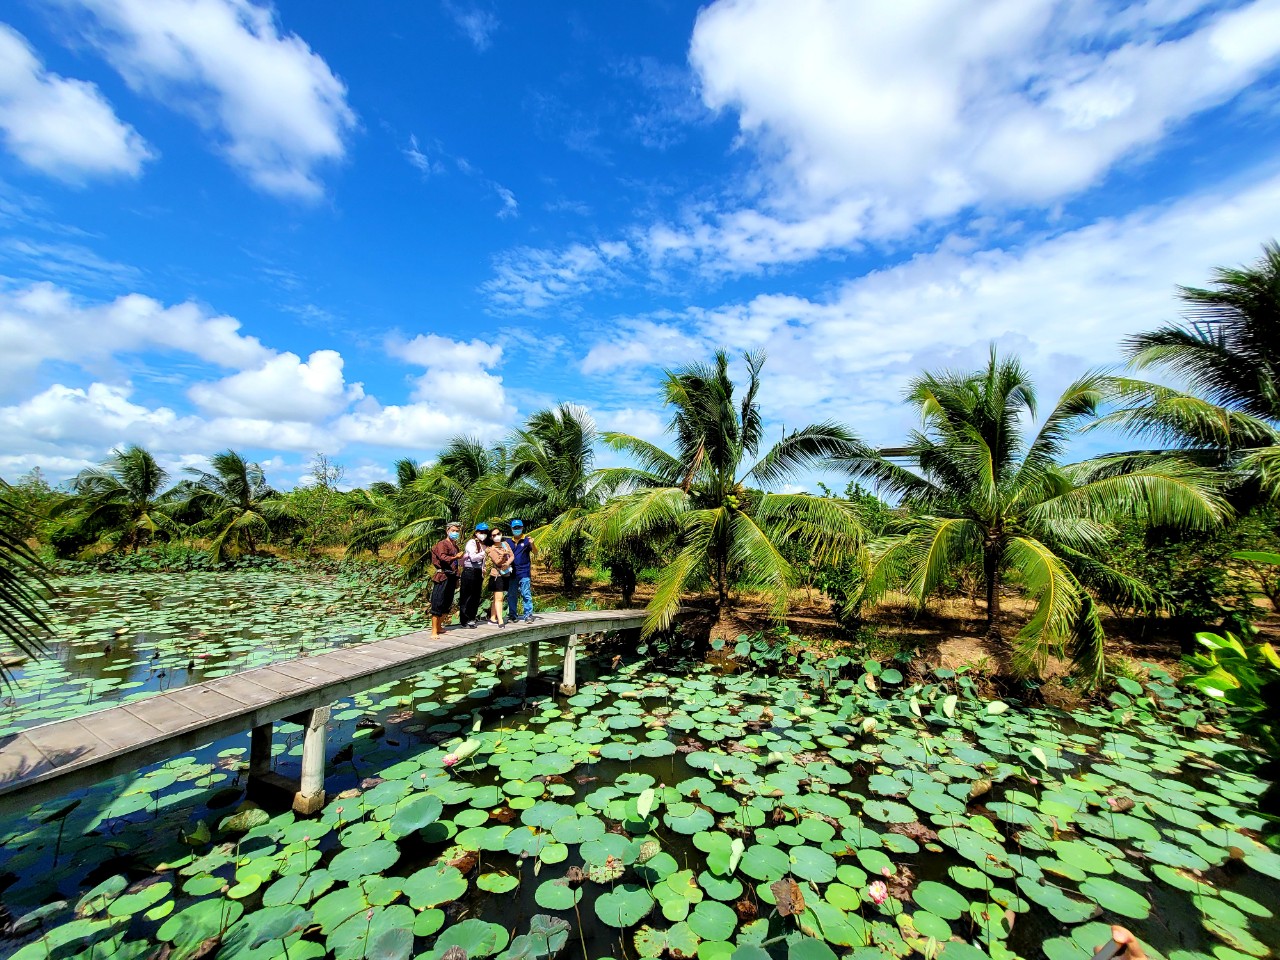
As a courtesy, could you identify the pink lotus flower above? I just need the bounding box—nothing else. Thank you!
[335,806,344,815]
[868,881,888,905]
[442,754,459,767]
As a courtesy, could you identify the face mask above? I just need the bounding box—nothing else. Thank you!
[492,534,503,542]
[448,531,459,540]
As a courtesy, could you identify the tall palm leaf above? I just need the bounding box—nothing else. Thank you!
[185,450,294,562]
[53,445,178,553]
[603,350,866,634]
[0,482,51,683]
[1102,242,1280,495]
[842,349,1226,686]
[469,405,604,590]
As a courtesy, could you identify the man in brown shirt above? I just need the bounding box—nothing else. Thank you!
[429,521,463,636]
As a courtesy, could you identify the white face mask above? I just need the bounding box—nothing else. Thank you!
[492,534,503,541]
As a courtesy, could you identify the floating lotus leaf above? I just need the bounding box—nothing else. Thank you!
[433,918,511,959]
[595,883,655,928]
[403,864,467,908]
[688,899,737,941]
[740,844,791,881]
[534,878,580,911]
[1071,876,1148,921]
[477,872,519,893]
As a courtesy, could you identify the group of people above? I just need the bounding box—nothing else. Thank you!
[428,519,536,636]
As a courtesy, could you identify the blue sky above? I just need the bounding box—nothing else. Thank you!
[2,0,1280,491]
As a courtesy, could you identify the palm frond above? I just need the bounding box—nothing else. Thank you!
[1003,535,1092,681]
[746,422,862,489]
[0,483,51,682]
[1039,456,1229,530]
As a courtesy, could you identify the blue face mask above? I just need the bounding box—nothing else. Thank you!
[448,531,459,540]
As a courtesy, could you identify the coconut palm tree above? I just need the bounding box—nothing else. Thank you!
[1,481,50,681]
[389,438,506,578]
[1104,241,1280,494]
[597,350,865,634]
[347,458,434,558]
[185,450,294,563]
[470,404,604,591]
[842,349,1228,684]
[54,445,178,553]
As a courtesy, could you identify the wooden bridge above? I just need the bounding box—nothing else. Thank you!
[0,609,646,818]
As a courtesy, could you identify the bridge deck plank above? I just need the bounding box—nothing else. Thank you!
[0,609,646,814]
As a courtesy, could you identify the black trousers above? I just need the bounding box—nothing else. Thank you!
[458,568,484,624]
[430,575,456,616]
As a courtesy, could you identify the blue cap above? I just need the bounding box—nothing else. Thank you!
[475,522,489,531]
[511,519,524,528]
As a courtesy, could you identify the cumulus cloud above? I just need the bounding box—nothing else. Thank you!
[584,167,1280,446]
[482,241,632,312]
[389,333,503,369]
[0,281,272,391]
[582,0,1280,276]
[0,24,151,181]
[188,348,364,421]
[67,0,357,198]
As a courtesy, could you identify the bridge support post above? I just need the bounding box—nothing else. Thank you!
[526,641,540,682]
[559,633,578,696]
[249,723,273,777]
[293,705,330,815]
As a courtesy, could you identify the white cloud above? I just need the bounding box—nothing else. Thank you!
[0,281,272,391]
[188,348,364,421]
[333,397,506,450]
[68,0,357,198]
[596,407,667,443]
[444,2,499,51]
[482,241,632,312]
[584,167,1280,447]
[0,381,335,471]
[404,133,443,177]
[639,0,1280,272]
[494,183,518,219]
[0,24,151,181]
[393,333,513,425]
[389,333,502,369]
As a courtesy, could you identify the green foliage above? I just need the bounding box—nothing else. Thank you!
[52,445,180,556]
[1106,508,1280,641]
[184,450,296,562]
[601,350,865,634]
[0,480,51,680]
[844,348,1227,687]
[1185,630,1280,761]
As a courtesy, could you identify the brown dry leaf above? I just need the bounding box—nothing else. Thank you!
[188,937,222,960]
[489,807,516,824]
[734,898,758,921]
[770,878,806,917]
[969,778,992,800]
[1106,796,1135,813]
[889,821,939,843]
[442,948,468,960]
[565,866,587,884]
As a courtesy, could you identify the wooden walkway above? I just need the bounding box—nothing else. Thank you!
[0,609,646,817]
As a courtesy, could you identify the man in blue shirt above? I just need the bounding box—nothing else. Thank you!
[506,520,536,622]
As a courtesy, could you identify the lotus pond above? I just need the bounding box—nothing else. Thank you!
[0,571,1277,960]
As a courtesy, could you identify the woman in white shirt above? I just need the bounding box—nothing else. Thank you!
[458,522,489,627]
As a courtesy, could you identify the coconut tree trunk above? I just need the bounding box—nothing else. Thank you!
[716,537,729,615]
[983,543,1001,638]
[560,543,576,593]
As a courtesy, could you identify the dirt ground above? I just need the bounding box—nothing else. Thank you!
[527,564,1255,705]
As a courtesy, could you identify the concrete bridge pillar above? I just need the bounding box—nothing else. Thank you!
[293,705,330,815]
[526,641,540,682]
[559,633,578,696]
